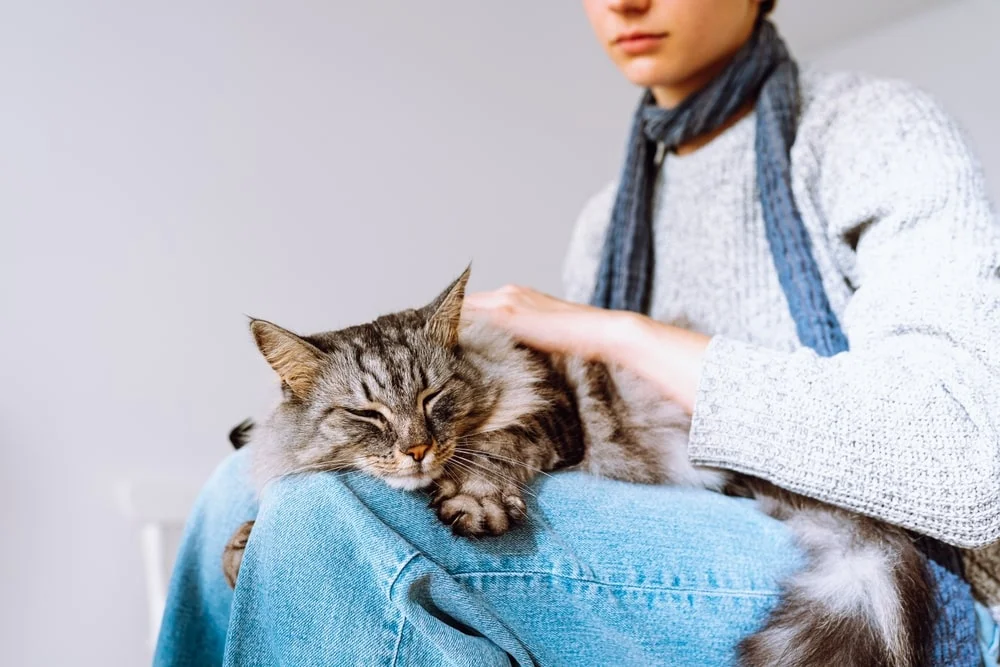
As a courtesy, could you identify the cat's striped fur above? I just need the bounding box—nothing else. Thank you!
[225,269,935,667]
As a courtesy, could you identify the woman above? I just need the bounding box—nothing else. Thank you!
[156,0,1000,664]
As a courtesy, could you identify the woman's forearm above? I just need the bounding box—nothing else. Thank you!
[463,285,711,414]
[602,312,710,414]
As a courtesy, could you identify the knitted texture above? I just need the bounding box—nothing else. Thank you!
[927,560,981,665]
[564,68,1000,619]
[593,21,848,358]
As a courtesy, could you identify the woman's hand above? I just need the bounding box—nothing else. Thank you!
[463,285,623,360]
[463,285,711,413]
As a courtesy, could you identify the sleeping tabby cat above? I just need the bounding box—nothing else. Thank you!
[224,268,934,667]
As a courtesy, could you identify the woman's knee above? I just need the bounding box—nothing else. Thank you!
[243,472,420,595]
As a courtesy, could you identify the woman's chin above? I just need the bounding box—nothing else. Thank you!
[619,58,678,88]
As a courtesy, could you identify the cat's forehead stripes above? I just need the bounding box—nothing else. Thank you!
[334,325,438,404]
[360,380,375,403]
[348,343,387,393]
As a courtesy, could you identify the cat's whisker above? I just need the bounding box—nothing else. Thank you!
[284,460,357,477]
[441,458,521,503]
[447,458,548,513]
[450,454,539,491]
[449,453,527,486]
[444,456,511,491]
[448,455,543,502]
[452,447,554,478]
[445,459,503,493]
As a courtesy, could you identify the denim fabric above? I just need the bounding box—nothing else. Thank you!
[155,450,995,666]
[154,452,259,665]
[979,601,1000,667]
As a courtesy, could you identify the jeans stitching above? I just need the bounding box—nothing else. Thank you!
[387,554,421,667]
[390,614,406,667]
[453,570,782,598]
[386,551,421,603]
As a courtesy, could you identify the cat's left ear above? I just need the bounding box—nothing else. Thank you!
[424,266,470,347]
[250,319,325,398]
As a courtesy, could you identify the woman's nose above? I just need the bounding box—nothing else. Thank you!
[606,0,652,15]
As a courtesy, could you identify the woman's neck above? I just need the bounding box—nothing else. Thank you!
[650,33,756,156]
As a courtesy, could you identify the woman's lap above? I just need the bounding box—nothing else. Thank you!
[156,449,804,666]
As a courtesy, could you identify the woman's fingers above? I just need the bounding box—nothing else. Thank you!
[461,285,612,357]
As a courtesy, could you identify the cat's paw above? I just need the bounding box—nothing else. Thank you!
[431,480,526,537]
[222,520,255,588]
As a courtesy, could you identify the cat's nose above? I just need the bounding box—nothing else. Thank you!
[405,443,430,462]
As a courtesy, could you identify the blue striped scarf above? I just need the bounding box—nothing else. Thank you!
[590,20,978,663]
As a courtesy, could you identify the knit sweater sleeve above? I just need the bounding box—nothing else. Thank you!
[687,79,1000,548]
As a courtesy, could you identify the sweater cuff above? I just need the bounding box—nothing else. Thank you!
[688,335,818,478]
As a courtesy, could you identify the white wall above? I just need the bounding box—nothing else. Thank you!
[816,0,1000,204]
[0,3,633,666]
[1,1,996,666]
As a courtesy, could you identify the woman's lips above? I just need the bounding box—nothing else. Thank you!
[615,32,667,56]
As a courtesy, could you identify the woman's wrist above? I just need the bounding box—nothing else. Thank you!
[602,311,710,413]
[599,311,650,364]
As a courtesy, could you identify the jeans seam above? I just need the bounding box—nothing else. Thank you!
[387,553,420,667]
[390,614,406,667]
[453,570,782,598]
[386,551,421,603]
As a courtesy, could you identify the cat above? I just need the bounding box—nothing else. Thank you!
[224,268,934,667]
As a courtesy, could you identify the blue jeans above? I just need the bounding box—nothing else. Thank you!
[155,449,996,666]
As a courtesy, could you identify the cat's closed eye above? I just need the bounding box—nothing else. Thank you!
[421,388,445,415]
[339,406,389,427]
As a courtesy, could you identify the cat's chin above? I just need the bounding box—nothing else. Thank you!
[382,473,435,491]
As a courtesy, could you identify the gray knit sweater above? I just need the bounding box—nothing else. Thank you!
[562,68,1000,614]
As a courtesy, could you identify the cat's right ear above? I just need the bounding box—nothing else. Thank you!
[424,266,471,347]
[250,319,324,398]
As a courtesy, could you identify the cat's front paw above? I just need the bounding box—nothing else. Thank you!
[222,520,255,588]
[431,479,526,537]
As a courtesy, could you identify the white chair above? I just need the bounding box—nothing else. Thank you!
[115,476,202,650]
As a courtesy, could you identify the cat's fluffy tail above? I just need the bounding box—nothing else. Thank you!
[740,481,935,667]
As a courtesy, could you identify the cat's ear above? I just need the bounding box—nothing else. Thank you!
[424,266,471,347]
[250,319,324,398]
